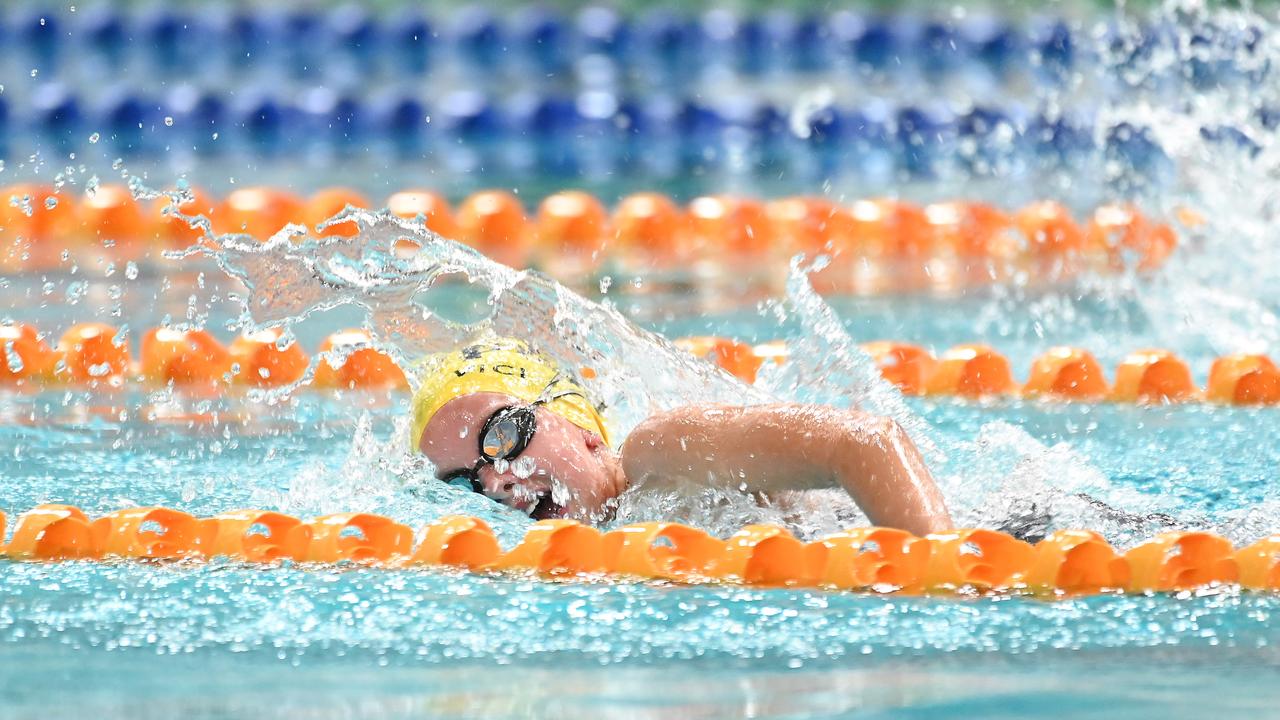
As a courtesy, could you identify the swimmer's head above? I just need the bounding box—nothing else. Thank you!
[411,338,625,522]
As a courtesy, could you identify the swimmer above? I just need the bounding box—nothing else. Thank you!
[412,337,952,536]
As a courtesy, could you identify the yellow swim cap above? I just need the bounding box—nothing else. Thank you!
[410,337,610,451]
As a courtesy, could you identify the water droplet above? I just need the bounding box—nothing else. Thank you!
[64,280,87,304]
[512,456,537,479]
[164,116,174,127]
[4,340,25,374]
[125,261,138,280]
[599,276,613,294]
[29,69,37,78]
[89,133,100,144]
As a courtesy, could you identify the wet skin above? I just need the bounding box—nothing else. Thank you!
[419,393,953,535]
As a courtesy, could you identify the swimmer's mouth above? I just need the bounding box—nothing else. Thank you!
[530,490,564,520]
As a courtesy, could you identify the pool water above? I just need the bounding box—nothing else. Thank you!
[5,270,1280,718]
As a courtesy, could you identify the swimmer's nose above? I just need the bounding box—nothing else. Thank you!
[477,466,523,505]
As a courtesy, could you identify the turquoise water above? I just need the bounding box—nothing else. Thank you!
[5,282,1280,717]
[3,400,1280,718]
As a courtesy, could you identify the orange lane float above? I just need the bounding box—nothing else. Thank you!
[925,201,1015,259]
[1123,532,1239,592]
[602,522,725,580]
[1015,200,1085,258]
[1086,204,1178,271]
[387,189,459,245]
[611,192,689,266]
[674,336,765,384]
[56,322,132,385]
[925,344,1018,398]
[1111,350,1197,403]
[535,190,610,267]
[1023,347,1109,400]
[1,184,1182,287]
[0,322,59,385]
[314,329,408,391]
[304,187,370,238]
[715,525,825,587]
[8,504,1280,596]
[491,519,605,575]
[8,322,1280,408]
[922,528,1035,590]
[204,509,308,562]
[4,504,103,560]
[228,328,310,387]
[861,341,938,396]
[816,527,931,590]
[151,187,218,248]
[686,195,775,260]
[214,187,305,240]
[409,515,502,569]
[1207,354,1280,405]
[94,507,209,559]
[1023,530,1130,594]
[298,513,414,564]
[75,184,149,258]
[1234,535,1280,590]
[456,190,532,269]
[140,327,233,387]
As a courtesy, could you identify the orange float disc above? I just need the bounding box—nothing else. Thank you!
[535,190,609,261]
[1206,354,1280,405]
[304,187,370,237]
[204,510,308,562]
[0,322,58,385]
[215,187,305,240]
[5,505,104,560]
[817,527,931,590]
[1124,532,1238,592]
[94,507,210,559]
[388,190,459,240]
[1014,201,1084,257]
[150,187,217,248]
[492,520,605,575]
[1024,347,1109,400]
[56,323,131,385]
[140,327,233,387]
[409,515,502,569]
[456,190,532,268]
[601,522,725,580]
[612,192,688,265]
[76,185,147,253]
[716,525,825,587]
[1110,350,1196,403]
[229,328,309,387]
[861,341,938,395]
[298,513,413,564]
[314,329,407,391]
[925,344,1017,398]
[1024,530,1129,594]
[686,195,774,259]
[922,529,1034,590]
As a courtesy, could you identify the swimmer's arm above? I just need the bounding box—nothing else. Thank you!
[619,404,952,536]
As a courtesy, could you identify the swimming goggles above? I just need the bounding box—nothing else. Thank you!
[439,376,585,496]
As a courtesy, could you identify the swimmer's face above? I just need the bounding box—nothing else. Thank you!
[418,392,626,522]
